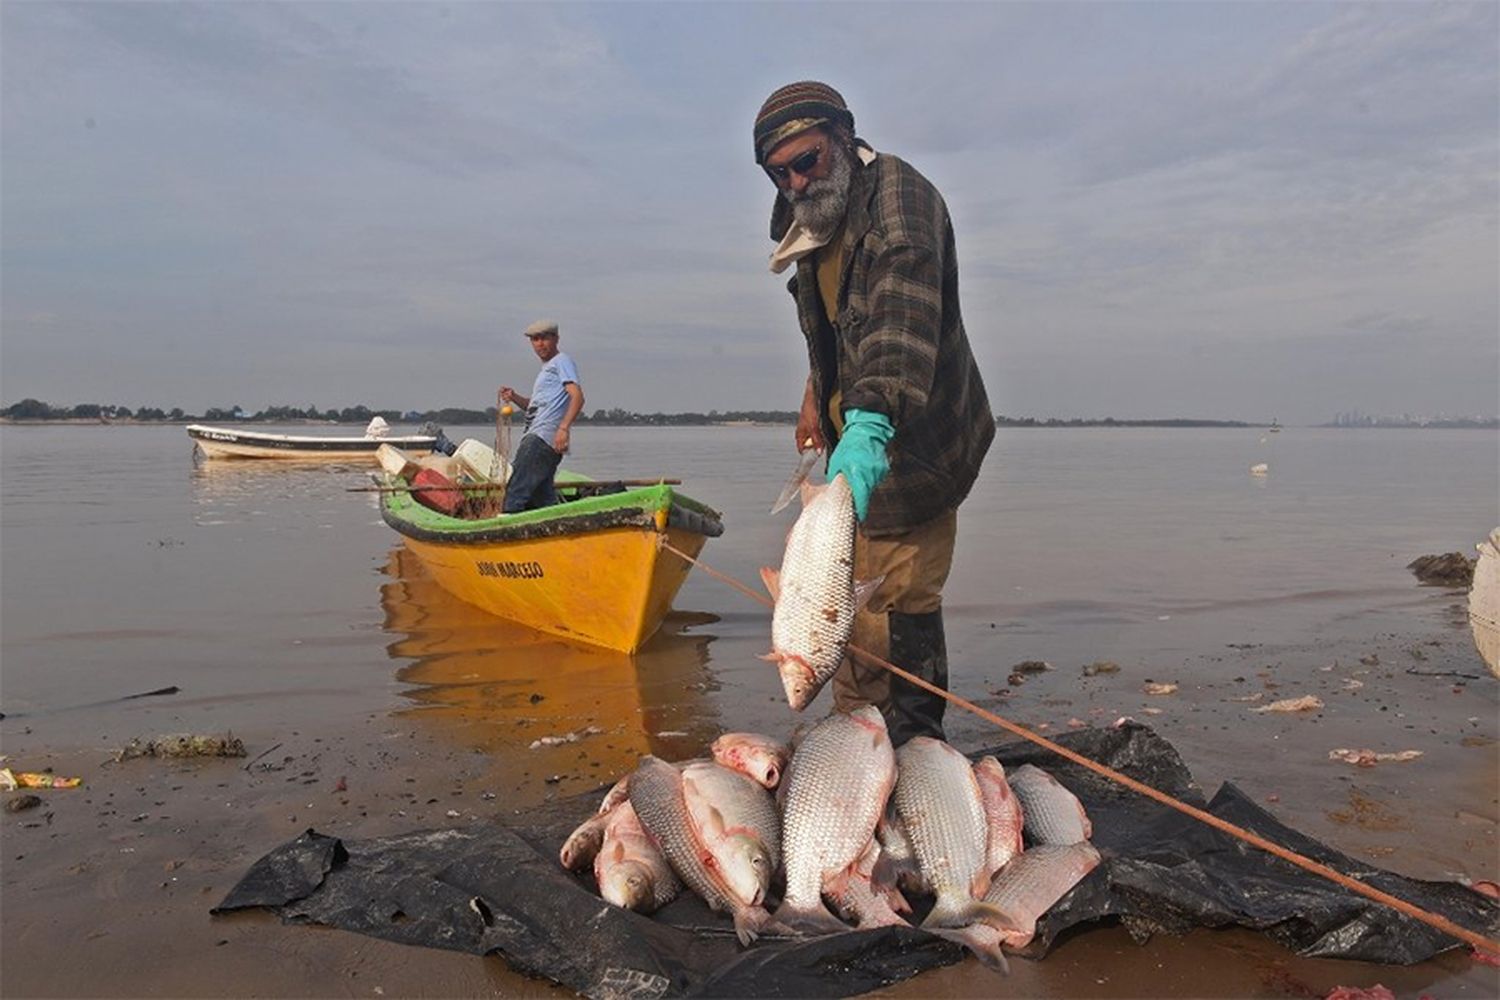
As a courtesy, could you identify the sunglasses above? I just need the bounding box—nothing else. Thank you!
[765,144,823,185]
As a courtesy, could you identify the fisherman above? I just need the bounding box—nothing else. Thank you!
[499,319,585,513]
[754,81,994,745]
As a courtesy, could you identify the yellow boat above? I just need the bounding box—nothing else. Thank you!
[378,472,724,653]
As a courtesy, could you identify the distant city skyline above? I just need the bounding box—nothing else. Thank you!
[3,3,1496,427]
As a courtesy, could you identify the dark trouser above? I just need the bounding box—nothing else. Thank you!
[885,609,949,746]
[503,434,562,513]
[832,510,957,746]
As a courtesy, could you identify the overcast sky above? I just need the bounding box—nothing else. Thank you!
[2,2,1496,424]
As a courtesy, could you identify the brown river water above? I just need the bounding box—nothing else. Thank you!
[1,423,1496,997]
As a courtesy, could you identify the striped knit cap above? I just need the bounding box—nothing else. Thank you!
[753,81,855,163]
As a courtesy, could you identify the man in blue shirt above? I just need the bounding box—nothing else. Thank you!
[499,320,584,513]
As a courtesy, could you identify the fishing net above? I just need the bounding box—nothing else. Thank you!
[214,723,1499,999]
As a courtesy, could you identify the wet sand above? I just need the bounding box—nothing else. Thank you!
[3,425,1497,997]
[3,587,1495,998]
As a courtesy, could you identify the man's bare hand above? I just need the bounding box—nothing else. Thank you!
[796,399,826,454]
[553,427,571,454]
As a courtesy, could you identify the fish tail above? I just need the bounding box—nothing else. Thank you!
[771,898,851,937]
[922,893,1019,932]
[926,924,1011,975]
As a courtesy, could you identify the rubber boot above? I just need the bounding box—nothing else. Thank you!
[884,609,949,747]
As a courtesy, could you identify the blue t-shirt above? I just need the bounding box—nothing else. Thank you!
[524,352,580,445]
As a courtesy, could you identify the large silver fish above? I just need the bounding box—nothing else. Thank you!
[974,756,1025,875]
[761,474,876,711]
[775,705,897,934]
[980,842,1102,948]
[680,761,781,910]
[1008,764,1093,846]
[594,801,681,913]
[628,755,781,945]
[892,737,1008,930]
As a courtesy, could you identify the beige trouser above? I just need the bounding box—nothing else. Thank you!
[831,509,958,712]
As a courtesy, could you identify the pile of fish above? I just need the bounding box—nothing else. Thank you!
[560,710,1101,968]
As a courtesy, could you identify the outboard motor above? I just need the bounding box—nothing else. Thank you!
[426,425,458,456]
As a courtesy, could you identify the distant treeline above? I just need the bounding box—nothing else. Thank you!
[8,399,1491,429]
[0,398,799,426]
[994,416,1254,427]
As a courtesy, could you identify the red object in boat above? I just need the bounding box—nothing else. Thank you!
[411,468,463,516]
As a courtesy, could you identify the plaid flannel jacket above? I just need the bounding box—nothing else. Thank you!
[774,151,994,537]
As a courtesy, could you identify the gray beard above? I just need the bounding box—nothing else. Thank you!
[786,144,854,236]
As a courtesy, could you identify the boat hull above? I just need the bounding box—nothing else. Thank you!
[381,481,722,653]
[188,424,437,461]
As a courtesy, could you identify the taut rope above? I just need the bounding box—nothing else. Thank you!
[658,540,1500,957]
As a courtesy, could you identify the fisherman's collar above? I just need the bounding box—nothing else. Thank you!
[768,143,877,275]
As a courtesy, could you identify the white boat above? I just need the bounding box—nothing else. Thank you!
[187,417,440,462]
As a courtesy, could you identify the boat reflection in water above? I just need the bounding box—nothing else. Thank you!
[188,455,370,517]
[379,546,723,803]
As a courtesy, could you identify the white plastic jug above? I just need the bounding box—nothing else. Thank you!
[376,444,417,479]
[454,438,509,484]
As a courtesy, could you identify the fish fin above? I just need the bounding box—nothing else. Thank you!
[759,567,781,600]
[731,905,785,946]
[852,574,886,611]
[926,925,1011,975]
[820,866,855,899]
[974,902,1030,936]
[969,868,993,900]
[870,848,921,896]
[701,803,727,840]
[558,813,606,870]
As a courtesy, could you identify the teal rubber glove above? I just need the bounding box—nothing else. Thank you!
[827,408,893,522]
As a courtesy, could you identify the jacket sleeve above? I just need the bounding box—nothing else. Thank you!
[840,239,942,427]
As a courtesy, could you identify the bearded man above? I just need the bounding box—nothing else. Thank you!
[754,81,994,746]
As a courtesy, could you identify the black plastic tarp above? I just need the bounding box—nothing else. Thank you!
[214,723,1499,998]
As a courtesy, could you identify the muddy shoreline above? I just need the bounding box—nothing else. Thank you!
[3,591,1496,999]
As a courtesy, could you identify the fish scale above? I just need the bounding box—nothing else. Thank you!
[774,706,897,932]
[762,474,859,711]
[628,756,736,914]
[595,801,681,913]
[680,761,781,907]
[982,842,1102,947]
[974,756,1025,875]
[1008,764,1093,845]
[893,737,993,928]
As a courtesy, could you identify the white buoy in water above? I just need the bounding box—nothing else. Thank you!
[1250,463,1269,476]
